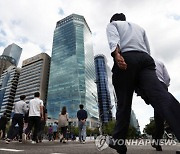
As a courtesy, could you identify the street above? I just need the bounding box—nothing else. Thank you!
[0,140,179,154]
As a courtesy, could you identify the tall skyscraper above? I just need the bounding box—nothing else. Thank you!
[130,110,140,135]
[47,14,98,122]
[2,43,22,66]
[94,55,112,124]
[0,43,22,77]
[0,66,20,119]
[14,53,50,105]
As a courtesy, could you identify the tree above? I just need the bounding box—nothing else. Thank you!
[102,120,139,138]
[143,119,155,136]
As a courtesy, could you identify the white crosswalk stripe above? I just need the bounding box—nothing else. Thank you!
[0,148,24,152]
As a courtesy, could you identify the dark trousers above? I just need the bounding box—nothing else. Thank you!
[153,82,167,141]
[25,116,41,141]
[7,114,24,140]
[112,51,180,142]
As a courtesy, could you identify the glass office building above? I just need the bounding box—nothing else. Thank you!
[47,14,98,120]
[94,55,112,123]
[0,66,20,119]
[2,43,22,66]
[0,43,22,77]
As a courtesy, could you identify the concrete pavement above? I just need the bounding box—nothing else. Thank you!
[0,139,179,154]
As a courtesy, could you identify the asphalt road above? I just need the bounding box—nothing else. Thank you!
[0,140,179,154]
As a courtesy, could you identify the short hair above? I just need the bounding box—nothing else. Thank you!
[79,104,84,109]
[20,95,26,100]
[110,13,126,23]
[34,92,40,97]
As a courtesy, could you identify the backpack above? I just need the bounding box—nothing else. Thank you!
[58,114,68,127]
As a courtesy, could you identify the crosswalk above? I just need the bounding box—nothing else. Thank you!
[0,148,24,152]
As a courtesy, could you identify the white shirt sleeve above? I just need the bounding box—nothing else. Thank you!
[143,31,151,54]
[106,23,121,52]
[162,64,170,87]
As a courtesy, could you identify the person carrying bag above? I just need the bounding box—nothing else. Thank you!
[58,106,68,143]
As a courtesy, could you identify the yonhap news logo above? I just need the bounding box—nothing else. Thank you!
[95,135,109,151]
[95,135,177,151]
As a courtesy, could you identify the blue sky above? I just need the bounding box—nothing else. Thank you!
[0,0,180,132]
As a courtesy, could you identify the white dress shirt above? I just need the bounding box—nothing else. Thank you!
[155,59,170,87]
[29,97,44,117]
[106,21,150,54]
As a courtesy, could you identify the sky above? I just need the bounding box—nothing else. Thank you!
[0,0,180,132]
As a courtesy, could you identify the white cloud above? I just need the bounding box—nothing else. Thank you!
[0,0,180,132]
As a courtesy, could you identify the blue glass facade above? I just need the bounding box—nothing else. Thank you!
[47,14,98,119]
[94,55,112,123]
[2,43,22,66]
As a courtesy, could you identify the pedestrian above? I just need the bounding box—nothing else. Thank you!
[0,112,8,140]
[37,106,47,142]
[58,106,69,143]
[48,125,53,141]
[136,59,170,151]
[6,95,27,144]
[23,92,44,144]
[106,13,180,154]
[52,122,58,140]
[77,104,87,144]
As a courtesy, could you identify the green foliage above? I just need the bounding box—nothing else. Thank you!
[143,119,155,136]
[102,120,116,135]
[102,120,139,139]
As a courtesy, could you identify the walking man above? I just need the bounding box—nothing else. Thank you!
[106,13,180,154]
[23,92,44,144]
[6,95,27,143]
[77,104,88,144]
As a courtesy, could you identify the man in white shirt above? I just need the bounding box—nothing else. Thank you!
[106,13,180,154]
[24,92,44,144]
[6,95,27,143]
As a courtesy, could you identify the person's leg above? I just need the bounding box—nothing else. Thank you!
[138,54,180,141]
[25,117,34,135]
[7,116,18,140]
[78,121,83,142]
[82,123,86,142]
[17,115,24,141]
[110,52,141,153]
[2,127,6,139]
[32,117,41,142]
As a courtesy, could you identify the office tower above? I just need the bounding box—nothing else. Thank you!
[0,43,22,76]
[130,110,140,135]
[47,14,98,123]
[14,53,50,105]
[94,55,113,124]
[0,66,20,119]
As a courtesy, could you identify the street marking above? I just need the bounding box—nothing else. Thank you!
[51,153,66,154]
[0,148,24,152]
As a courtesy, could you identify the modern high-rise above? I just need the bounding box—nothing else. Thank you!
[0,43,22,76]
[94,55,112,124]
[130,110,140,135]
[14,53,50,105]
[47,14,98,123]
[0,66,20,119]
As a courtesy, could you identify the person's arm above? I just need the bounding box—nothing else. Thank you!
[106,23,127,70]
[40,101,44,120]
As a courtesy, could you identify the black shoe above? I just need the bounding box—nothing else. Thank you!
[108,138,127,154]
[176,151,180,154]
[151,143,162,151]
